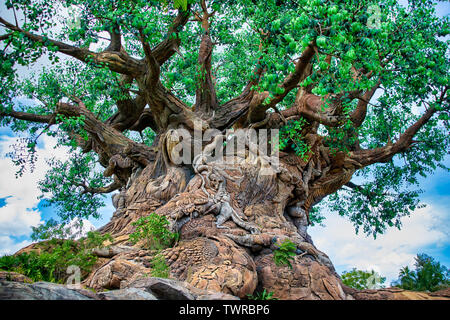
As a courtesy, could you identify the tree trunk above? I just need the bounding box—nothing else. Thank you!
[85,126,352,300]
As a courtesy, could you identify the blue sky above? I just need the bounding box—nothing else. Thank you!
[0,1,448,286]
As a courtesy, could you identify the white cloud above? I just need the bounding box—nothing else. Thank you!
[0,134,69,254]
[309,203,449,284]
[0,236,32,256]
[61,218,96,240]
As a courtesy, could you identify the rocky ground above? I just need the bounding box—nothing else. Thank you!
[0,271,238,300]
[1,249,449,301]
[1,271,449,300]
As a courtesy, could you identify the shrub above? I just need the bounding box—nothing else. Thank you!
[273,239,297,269]
[0,231,112,283]
[392,254,449,292]
[129,213,178,250]
[247,289,278,300]
[150,253,170,278]
[341,268,386,290]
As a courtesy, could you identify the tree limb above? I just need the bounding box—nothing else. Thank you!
[193,1,218,114]
[79,179,122,194]
[0,17,144,76]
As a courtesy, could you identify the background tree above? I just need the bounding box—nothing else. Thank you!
[0,0,449,298]
[392,254,450,292]
[341,268,386,290]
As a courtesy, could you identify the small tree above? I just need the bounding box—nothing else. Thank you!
[393,254,450,292]
[341,268,386,290]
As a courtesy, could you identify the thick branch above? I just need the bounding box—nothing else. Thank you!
[151,9,191,65]
[79,178,122,194]
[56,100,156,168]
[0,17,143,76]
[106,94,147,132]
[0,109,53,123]
[264,44,316,110]
[194,3,218,114]
[350,80,381,128]
[350,105,438,167]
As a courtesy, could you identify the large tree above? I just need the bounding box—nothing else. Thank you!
[0,0,448,299]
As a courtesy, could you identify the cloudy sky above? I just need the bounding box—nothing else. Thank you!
[0,1,448,285]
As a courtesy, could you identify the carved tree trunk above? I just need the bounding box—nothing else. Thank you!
[83,119,353,299]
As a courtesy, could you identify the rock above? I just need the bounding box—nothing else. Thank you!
[91,245,136,258]
[429,287,450,298]
[0,281,94,300]
[0,277,237,300]
[84,236,257,298]
[128,277,195,300]
[98,287,157,300]
[161,236,257,298]
[342,285,450,300]
[127,277,239,300]
[0,271,33,283]
[83,251,152,290]
[254,253,346,300]
[196,292,240,300]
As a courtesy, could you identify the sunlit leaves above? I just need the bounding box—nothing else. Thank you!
[38,152,112,224]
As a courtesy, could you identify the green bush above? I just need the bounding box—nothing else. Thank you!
[341,268,386,290]
[273,239,297,269]
[0,231,112,283]
[150,253,170,278]
[129,213,178,250]
[247,289,278,300]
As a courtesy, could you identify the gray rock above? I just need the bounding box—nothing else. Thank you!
[0,281,93,300]
[196,293,240,300]
[128,277,196,300]
[0,278,239,300]
[98,287,157,300]
[91,245,136,258]
[127,277,239,300]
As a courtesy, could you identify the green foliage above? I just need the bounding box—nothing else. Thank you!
[392,254,450,292]
[33,152,112,238]
[279,118,311,160]
[341,268,386,290]
[273,239,297,269]
[0,231,112,283]
[150,253,170,278]
[309,206,326,226]
[129,213,179,250]
[247,289,278,300]
[328,181,423,237]
[85,230,114,248]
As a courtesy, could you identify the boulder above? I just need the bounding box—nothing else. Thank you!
[0,271,33,283]
[342,286,450,300]
[0,281,94,300]
[254,253,346,300]
[127,277,239,300]
[98,287,157,300]
[84,236,257,298]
